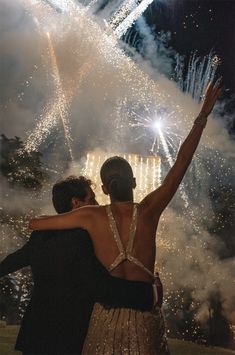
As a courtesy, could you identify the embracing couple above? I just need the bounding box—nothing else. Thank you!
[0,81,220,354]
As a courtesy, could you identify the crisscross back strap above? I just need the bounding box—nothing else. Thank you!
[106,204,154,279]
[106,204,126,255]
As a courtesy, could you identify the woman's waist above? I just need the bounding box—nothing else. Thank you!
[92,302,162,317]
[109,263,155,283]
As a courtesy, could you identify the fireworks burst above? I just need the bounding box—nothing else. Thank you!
[109,0,137,30]
[175,51,219,100]
[112,0,155,38]
[1,0,235,343]
[24,31,94,157]
[24,31,73,156]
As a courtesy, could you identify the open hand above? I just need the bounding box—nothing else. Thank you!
[199,79,222,118]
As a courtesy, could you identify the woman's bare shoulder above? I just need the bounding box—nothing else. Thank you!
[78,205,107,216]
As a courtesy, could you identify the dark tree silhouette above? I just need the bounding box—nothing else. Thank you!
[0,134,47,189]
[0,135,47,323]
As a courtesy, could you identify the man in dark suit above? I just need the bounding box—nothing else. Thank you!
[0,176,160,354]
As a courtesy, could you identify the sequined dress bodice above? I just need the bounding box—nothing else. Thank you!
[106,204,154,279]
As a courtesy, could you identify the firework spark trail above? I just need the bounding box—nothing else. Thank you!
[176,52,219,100]
[158,129,174,165]
[23,0,172,156]
[25,60,94,153]
[23,1,173,159]
[85,0,99,11]
[109,0,137,29]
[25,32,94,154]
[150,134,158,152]
[44,0,79,13]
[25,104,59,153]
[46,32,74,159]
[114,0,155,38]
[25,32,73,157]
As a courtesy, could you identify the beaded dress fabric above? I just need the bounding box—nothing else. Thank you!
[82,204,170,354]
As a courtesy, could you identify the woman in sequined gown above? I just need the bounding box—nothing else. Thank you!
[81,202,169,354]
[29,81,220,354]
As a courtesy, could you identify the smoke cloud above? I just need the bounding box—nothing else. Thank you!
[0,0,234,330]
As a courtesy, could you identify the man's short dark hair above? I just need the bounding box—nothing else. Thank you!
[52,176,92,213]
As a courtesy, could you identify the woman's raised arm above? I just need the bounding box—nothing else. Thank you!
[142,79,221,215]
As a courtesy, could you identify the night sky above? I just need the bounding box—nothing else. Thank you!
[147,0,235,102]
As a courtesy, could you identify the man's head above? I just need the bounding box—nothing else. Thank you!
[100,156,136,202]
[52,176,97,214]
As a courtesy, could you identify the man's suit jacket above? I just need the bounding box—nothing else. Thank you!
[0,229,153,354]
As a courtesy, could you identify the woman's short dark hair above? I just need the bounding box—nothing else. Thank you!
[100,156,134,201]
[52,176,92,213]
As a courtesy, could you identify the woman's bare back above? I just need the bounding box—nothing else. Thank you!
[86,202,160,283]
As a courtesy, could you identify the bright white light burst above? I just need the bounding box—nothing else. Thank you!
[152,120,162,132]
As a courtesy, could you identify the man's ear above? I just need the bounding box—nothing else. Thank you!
[132,177,136,189]
[102,185,109,195]
[71,197,81,210]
